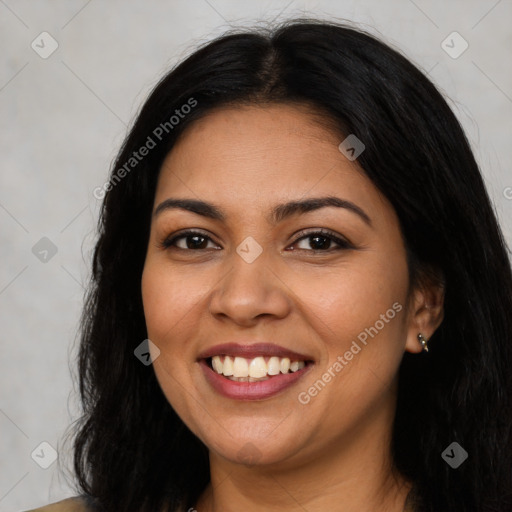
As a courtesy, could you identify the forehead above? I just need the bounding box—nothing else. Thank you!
[177,103,339,151]
[154,104,391,223]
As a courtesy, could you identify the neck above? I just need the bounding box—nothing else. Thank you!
[194,395,412,512]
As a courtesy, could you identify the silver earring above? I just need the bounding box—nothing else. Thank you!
[417,333,429,352]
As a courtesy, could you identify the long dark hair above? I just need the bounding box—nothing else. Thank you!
[66,19,512,512]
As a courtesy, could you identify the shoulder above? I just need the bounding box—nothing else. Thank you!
[23,496,92,512]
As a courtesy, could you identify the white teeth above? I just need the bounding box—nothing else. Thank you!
[280,357,290,374]
[223,355,234,376]
[249,356,267,378]
[233,357,249,377]
[212,355,223,374]
[290,361,305,372]
[267,356,281,375]
[209,355,308,379]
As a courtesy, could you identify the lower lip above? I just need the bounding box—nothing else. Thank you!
[199,360,313,401]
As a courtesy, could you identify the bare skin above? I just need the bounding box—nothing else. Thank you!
[141,104,444,512]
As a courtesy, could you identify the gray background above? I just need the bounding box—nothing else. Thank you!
[1,1,511,510]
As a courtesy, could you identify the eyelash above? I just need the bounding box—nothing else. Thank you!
[159,228,353,253]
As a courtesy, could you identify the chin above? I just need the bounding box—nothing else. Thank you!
[198,421,306,467]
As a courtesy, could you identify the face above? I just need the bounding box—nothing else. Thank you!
[141,104,417,469]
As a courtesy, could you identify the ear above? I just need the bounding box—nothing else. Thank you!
[404,278,445,354]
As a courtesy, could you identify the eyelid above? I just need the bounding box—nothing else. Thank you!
[159,228,220,250]
[160,227,354,252]
[290,228,353,250]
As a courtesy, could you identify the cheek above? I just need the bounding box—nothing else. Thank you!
[290,254,408,348]
[141,259,205,342]
[141,261,202,422]
[292,250,409,409]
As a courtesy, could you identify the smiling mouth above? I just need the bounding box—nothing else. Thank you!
[206,355,314,382]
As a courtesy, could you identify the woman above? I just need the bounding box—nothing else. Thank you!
[28,19,512,512]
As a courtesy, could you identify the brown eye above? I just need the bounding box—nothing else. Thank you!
[289,229,353,252]
[160,230,220,250]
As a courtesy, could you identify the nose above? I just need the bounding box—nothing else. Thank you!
[208,249,292,327]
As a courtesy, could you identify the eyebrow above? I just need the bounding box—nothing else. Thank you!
[153,196,372,226]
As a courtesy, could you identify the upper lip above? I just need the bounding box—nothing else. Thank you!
[197,342,314,361]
